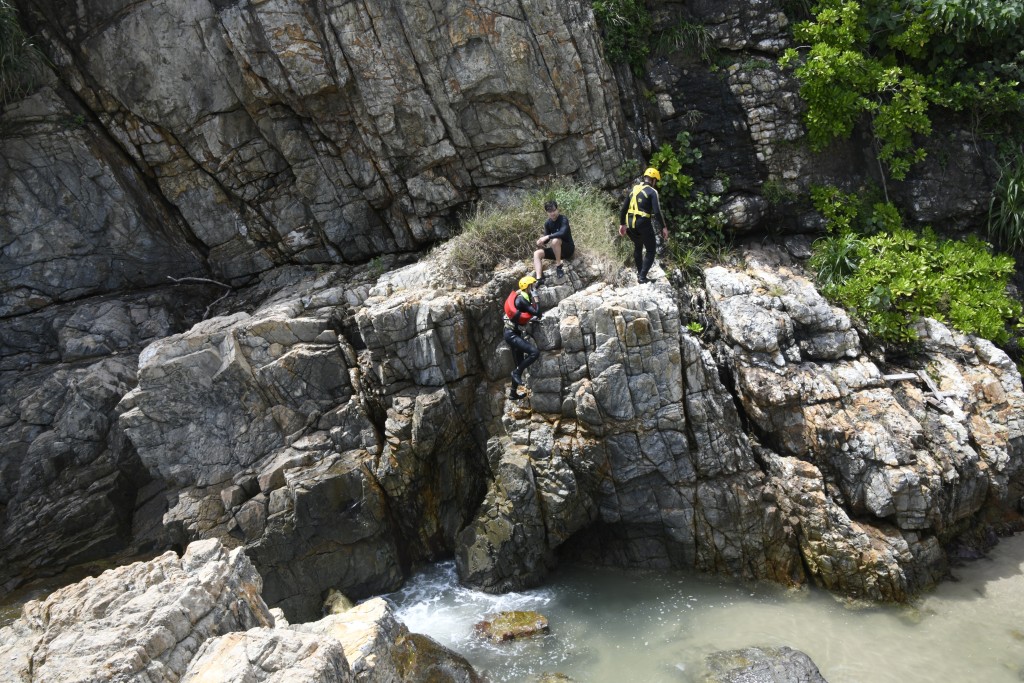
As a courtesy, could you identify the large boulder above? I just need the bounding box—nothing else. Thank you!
[705,246,1024,599]
[0,539,272,682]
[0,539,480,683]
[701,646,828,683]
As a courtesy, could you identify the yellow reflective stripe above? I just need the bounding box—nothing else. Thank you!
[626,184,652,218]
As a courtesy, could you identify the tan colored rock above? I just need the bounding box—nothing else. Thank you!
[474,610,550,642]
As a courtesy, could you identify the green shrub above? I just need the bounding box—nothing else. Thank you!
[440,182,622,284]
[778,0,1024,181]
[649,131,699,202]
[988,154,1024,254]
[592,0,652,76]
[653,20,715,63]
[809,230,863,290]
[0,0,44,105]
[818,226,1020,343]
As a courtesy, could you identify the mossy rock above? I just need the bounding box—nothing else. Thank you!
[474,610,549,642]
[393,632,483,682]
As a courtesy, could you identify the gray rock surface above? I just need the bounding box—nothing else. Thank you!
[706,246,1024,599]
[0,356,145,593]
[701,646,828,683]
[0,539,272,682]
[0,85,206,317]
[0,539,479,683]
[16,0,626,282]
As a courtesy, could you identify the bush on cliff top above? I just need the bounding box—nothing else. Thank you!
[441,182,625,285]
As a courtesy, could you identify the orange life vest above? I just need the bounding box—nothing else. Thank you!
[504,290,534,325]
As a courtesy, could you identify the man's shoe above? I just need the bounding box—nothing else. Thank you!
[556,264,564,278]
[535,276,545,285]
[637,276,649,284]
[509,389,526,400]
[511,369,523,384]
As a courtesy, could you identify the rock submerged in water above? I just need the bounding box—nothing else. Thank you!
[701,646,829,682]
[474,610,550,642]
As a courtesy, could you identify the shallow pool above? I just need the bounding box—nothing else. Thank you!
[386,534,1024,682]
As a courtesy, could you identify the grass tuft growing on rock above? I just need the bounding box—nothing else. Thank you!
[0,1,45,106]
[440,181,626,285]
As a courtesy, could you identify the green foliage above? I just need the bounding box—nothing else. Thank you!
[988,153,1024,253]
[779,0,1024,180]
[0,0,44,105]
[826,227,1020,343]
[810,184,897,235]
[761,178,798,205]
[649,131,700,202]
[809,230,863,290]
[686,321,705,334]
[592,0,652,76]
[809,186,1021,344]
[653,20,715,63]
[440,181,622,284]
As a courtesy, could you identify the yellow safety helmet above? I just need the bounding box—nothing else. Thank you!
[643,167,661,182]
[518,275,537,291]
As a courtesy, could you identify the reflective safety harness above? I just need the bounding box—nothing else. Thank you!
[625,183,654,230]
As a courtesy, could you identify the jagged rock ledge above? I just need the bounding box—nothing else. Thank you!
[0,538,480,682]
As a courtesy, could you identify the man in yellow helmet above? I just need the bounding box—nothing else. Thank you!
[618,167,669,284]
[503,275,542,399]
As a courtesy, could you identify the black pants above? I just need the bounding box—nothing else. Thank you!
[626,220,657,278]
[504,327,539,377]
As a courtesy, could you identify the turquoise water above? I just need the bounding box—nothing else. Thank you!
[386,534,1024,682]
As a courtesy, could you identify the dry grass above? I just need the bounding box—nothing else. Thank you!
[439,181,628,285]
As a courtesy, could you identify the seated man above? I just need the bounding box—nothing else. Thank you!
[533,199,575,283]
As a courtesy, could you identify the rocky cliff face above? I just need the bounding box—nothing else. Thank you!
[2,0,1021,626]
[12,0,626,287]
[7,248,1014,620]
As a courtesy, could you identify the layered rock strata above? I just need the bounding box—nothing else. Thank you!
[14,0,626,283]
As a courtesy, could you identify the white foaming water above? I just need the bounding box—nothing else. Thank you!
[386,534,1024,682]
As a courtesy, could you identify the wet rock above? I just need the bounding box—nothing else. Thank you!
[474,610,550,642]
[324,588,355,615]
[392,633,483,683]
[702,646,828,682]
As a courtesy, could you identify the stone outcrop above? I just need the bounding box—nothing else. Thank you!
[0,0,1019,656]
[3,240,1022,617]
[0,538,479,683]
[705,246,1024,599]
[0,539,272,682]
[0,356,146,594]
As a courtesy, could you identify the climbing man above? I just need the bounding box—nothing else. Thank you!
[533,199,575,284]
[503,275,542,399]
[619,167,670,284]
